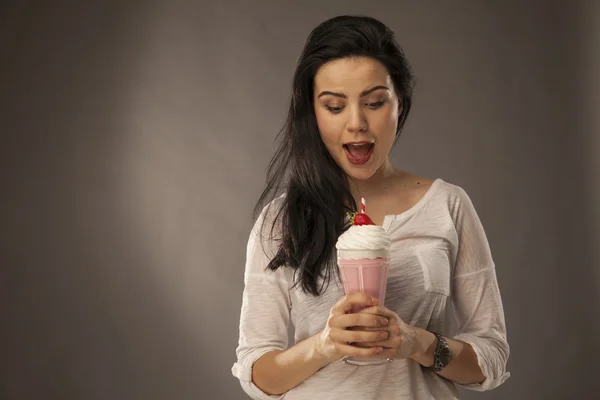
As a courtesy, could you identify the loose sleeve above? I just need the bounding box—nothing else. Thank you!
[450,187,510,391]
[231,200,291,400]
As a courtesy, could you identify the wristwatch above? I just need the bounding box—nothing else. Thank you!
[424,332,452,373]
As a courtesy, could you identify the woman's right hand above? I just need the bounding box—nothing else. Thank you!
[314,292,390,363]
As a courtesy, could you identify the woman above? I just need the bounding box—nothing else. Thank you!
[232,15,510,399]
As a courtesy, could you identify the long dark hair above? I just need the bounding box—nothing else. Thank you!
[255,15,415,296]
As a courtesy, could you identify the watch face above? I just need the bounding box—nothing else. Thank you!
[439,347,452,366]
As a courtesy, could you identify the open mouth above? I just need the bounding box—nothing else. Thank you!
[343,142,374,165]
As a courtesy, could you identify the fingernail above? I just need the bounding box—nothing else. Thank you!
[380,331,389,339]
[376,347,383,353]
[381,318,389,325]
[371,297,379,304]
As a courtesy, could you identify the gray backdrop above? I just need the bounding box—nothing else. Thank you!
[1,1,599,399]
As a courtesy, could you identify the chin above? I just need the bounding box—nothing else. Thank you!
[341,163,379,181]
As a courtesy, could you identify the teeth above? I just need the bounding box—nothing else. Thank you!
[351,143,370,147]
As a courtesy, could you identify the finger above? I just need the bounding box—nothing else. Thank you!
[357,321,400,334]
[355,326,389,332]
[354,332,403,349]
[330,327,389,344]
[354,323,401,338]
[331,292,379,317]
[333,342,384,359]
[329,312,389,329]
[358,305,396,319]
[352,341,390,348]
[352,335,398,349]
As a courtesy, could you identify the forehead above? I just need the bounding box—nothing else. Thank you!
[313,57,392,92]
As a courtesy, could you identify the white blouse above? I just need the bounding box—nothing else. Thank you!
[232,179,510,399]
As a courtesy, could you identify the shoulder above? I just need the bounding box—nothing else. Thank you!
[432,179,470,202]
[427,179,481,223]
[397,171,475,215]
[393,172,452,200]
[247,194,287,262]
[255,193,287,225]
[394,170,473,200]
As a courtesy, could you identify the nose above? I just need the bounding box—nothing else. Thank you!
[346,104,368,133]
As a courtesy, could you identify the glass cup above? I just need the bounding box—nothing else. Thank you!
[337,249,392,366]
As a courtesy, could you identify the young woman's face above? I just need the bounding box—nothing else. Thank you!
[313,57,401,181]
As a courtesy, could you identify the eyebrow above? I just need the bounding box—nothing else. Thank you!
[317,85,390,99]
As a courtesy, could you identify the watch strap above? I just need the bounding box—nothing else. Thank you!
[424,332,451,373]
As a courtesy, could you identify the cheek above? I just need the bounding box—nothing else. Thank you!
[372,111,398,148]
[315,111,342,147]
[384,103,400,129]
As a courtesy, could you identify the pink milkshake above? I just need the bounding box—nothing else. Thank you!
[336,200,392,365]
[337,255,389,313]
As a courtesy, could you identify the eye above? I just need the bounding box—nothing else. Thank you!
[325,105,343,114]
[367,100,385,109]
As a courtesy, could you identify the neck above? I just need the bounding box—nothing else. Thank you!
[348,159,397,204]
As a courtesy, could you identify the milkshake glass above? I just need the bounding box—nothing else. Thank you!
[336,205,392,366]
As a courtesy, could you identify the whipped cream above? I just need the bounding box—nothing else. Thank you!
[336,225,391,254]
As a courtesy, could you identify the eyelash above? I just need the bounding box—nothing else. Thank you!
[325,100,385,114]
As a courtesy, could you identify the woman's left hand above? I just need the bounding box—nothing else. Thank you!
[352,305,418,360]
